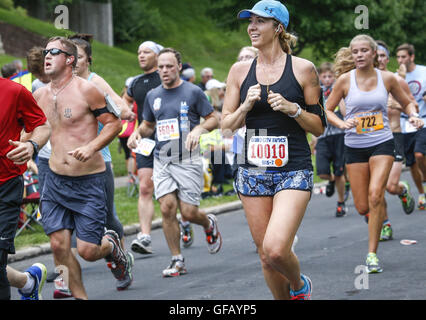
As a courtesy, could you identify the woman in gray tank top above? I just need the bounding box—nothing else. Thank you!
[325,34,422,274]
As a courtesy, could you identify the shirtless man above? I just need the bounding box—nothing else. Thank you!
[376,40,422,240]
[34,36,130,300]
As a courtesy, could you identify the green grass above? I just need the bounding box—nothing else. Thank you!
[0,7,140,93]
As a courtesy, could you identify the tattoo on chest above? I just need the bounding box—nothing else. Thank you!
[64,107,72,118]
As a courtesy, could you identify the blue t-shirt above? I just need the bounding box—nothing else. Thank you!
[143,81,214,163]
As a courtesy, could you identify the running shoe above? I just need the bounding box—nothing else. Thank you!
[380,224,393,241]
[46,270,60,283]
[205,214,222,254]
[162,258,187,277]
[53,288,73,299]
[53,277,73,299]
[180,221,194,248]
[325,181,335,197]
[398,181,415,214]
[19,263,47,300]
[335,202,347,218]
[290,274,312,300]
[104,229,129,280]
[365,252,383,274]
[131,233,153,254]
[116,251,134,291]
[344,182,351,202]
[418,194,426,210]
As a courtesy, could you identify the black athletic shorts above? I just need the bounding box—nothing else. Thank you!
[403,132,417,167]
[136,152,154,169]
[118,137,131,160]
[344,138,395,164]
[315,134,345,176]
[403,128,426,166]
[0,175,24,254]
[393,132,404,162]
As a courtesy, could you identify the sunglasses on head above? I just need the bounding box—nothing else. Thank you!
[42,48,72,57]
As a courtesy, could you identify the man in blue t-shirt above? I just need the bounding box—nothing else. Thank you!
[128,48,223,277]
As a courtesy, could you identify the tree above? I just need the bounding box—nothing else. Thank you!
[207,0,425,63]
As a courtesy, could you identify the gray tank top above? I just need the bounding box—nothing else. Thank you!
[344,68,393,148]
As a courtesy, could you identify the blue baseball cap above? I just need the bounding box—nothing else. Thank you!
[237,0,290,29]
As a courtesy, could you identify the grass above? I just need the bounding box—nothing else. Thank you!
[0,7,140,93]
[15,183,238,250]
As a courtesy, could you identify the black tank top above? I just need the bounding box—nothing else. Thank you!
[240,55,312,172]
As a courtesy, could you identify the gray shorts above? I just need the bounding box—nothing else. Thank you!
[153,157,203,206]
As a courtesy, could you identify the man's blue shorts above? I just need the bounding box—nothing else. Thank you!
[40,168,107,245]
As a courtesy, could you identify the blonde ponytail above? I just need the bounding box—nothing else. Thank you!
[333,47,355,78]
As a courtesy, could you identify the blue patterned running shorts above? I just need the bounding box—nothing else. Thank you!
[235,167,313,196]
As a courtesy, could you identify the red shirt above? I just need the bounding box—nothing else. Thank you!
[0,78,47,184]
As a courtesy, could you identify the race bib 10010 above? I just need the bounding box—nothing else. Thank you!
[157,118,180,142]
[248,136,288,167]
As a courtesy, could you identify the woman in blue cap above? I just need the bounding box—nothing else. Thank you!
[221,0,326,300]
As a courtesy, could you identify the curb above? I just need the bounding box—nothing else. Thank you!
[7,178,338,264]
[7,200,244,263]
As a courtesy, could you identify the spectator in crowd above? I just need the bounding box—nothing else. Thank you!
[1,63,17,79]
[237,46,258,62]
[197,67,213,91]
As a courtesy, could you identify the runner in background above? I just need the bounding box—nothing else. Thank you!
[311,62,347,217]
[376,40,420,241]
[125,41,164,255]
[396,43,426,210]
[129,47,222,277]
[326,35,422,274]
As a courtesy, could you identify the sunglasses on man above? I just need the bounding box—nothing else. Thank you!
[42,48,72,57]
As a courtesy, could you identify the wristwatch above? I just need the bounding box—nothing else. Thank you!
[288,103,302,118]
[27,140,39,159]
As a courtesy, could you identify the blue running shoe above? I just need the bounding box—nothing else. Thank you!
[290,274,312,300]
[19,263,47,300]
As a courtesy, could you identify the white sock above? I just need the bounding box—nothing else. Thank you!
[140,234,151,241]
[180,220,190,227]
[172,254,183,261]
[21,272,35,294]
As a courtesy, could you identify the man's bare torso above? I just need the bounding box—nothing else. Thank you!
[36,76,106,176]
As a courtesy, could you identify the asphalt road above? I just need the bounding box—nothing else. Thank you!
[9,171,426,301]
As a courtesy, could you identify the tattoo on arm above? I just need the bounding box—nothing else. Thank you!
[310,65,320,87]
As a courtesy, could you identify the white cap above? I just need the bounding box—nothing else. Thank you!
[138,41,164,55]
[205,79,226,90]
